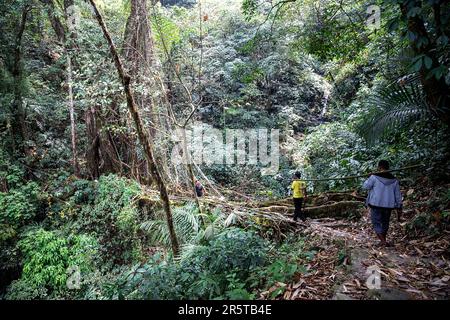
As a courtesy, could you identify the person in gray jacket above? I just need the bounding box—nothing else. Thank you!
[363,160,403,247]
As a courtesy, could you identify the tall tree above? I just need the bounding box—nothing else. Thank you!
[64,0,80,176]
[123,0,158,183]
[11,3,31,156]
[123,0,160,131]
[41,0,80,176]
[88,0,180,256]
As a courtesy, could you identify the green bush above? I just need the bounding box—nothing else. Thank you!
[4,278,49,300]
[293,123,371,191]
[117,228,268,300]
[184,228,268,276]
[405,187,450,238]
[247,235,311,297]
[0,182,40,226]
[0,182,41,241]
[406,213,441,237]
[0,150,25,190]
[77,174,144,265]
[141,202,203,247]
[82,266,132,300]
[44,175,97,227]
[115,229,313,300]
[18,228,98,292]
[119,258,186,300]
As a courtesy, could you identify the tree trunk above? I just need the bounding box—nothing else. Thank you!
[42,0,81,175]
[11,4,31,156]
[41,0,66,42]
[122,0,161,184]
[85,103,124,178]
[123,0,156,70]
[66,54,80,176]
[64,0,80,176]
[123,0,157,138]
[85,106,101,179]
[89,0,180,256]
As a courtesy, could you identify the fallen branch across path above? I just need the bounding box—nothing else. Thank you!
[258,201,364,219]
[140,187,365,223]
[254,192,366,208]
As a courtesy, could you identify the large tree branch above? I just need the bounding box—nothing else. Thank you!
[87,0,180,256]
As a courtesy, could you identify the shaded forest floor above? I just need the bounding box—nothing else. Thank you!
[277,216,450,300]
[251,189,450,300]
[157,181,450,300]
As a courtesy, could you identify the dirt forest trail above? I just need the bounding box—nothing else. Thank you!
[282,212,450,300]
[142,185,450,300]
[223,194,448,300]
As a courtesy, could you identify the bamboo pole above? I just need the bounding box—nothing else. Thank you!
[299,164,424,182]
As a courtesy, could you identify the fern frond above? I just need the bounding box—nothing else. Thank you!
[359,74,433,143]
[140,202,202,247]
[140,202,233,254]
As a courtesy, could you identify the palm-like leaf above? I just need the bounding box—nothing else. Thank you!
[360,74,434,143]
[140,203,231,252]
[141,202,200,246]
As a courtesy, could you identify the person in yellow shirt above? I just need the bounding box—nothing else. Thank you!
[291,171,307,221]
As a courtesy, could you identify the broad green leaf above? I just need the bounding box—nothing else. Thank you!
[424,56,433,69]
[411,58,422,72]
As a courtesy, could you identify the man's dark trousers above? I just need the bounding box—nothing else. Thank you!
[293,198,305,221]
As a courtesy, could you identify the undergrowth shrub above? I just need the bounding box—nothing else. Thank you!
[5,228,98,299]
[293,123,370,192]
[0,151,42,241]
[76,174,145,266]
[406,188,450,238]
[114,228,268,300]
[0,182,41,238]
[141,202,202,247]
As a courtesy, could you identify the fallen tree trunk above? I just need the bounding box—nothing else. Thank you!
[254,198,292,208]
[306,201,363,218]
[258,201,363,219]
[253,193,365,209]
[308,192,366,206]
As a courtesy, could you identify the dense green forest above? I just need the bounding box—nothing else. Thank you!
[0,0,449,300]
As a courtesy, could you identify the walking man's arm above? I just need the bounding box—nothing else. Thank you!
[394,180,403,222]
[362,175,374,190]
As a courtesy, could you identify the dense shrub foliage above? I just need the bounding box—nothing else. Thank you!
[115,228,270,299]
[75,175,145,265]
[5,228,97,299]
[0,182,41,241]
[19,229,97,288]
[108,229,313,300]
